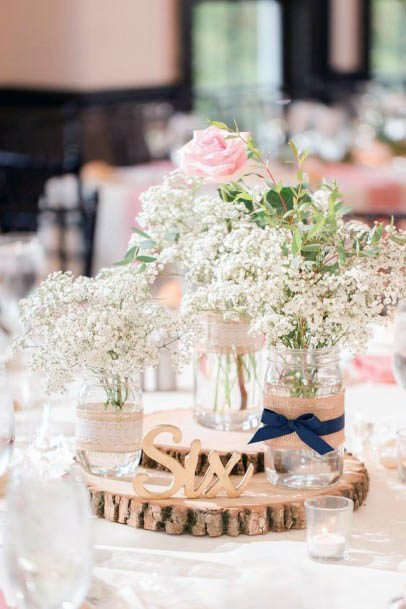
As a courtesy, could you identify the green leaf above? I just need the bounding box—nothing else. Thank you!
[301,243,321,252]
[320,262,339,274]
[135,255,157,263]
[113,245,138,266]
[210,120,229,130]
[308,215,325,238]
[139,239,157,250]
[370,224,384,244]
[335,205,352,217]
[291,228,302,255]
[137,262,147,273]
[165,230,179,242]
[298,150,309,165]
[289,139,299,159]
[328,195,335,219]
[132,227,150,239]
[266,187,295,213]
[126,246,138,258]
[251,210,266,228]
[390,234,406,246]
[281,241,290,256]
[338,245,347,265]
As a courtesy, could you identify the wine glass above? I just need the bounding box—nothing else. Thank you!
[0,234,44,338]
[393,299,406,390]
[0,366,15,476]
[3,470,92,609]
[390,301,406,608]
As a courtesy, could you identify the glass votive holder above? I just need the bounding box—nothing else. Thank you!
[397,429,406,483]
[305,495,354,562]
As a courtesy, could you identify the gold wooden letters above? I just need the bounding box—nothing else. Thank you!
[133,425,254,499]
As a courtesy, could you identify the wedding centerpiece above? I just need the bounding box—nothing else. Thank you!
[121,122,405,487]
[16,266,192,477]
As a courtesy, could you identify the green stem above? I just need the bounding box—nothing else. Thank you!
[99,374,130,410]
[236,354,248,410]
[214,354,222,413]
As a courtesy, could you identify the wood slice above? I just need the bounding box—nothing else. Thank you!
[87,454,369,537]
[140,408,263,475]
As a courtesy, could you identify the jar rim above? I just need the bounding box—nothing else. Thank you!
[304,496,353,511]
[80,370,141,385]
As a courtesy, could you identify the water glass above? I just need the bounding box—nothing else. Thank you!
[4,471,92,609]
[305,495,354,561]
[397,428,406,483]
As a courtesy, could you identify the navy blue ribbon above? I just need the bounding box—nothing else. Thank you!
[249,409,345,455]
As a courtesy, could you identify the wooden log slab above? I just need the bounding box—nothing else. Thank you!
[86,453,369,537]
[141,408,263,475]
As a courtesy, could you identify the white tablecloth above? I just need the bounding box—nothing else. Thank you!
[6,385,406,608]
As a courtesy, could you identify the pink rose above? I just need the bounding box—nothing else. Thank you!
[178,126,249,182]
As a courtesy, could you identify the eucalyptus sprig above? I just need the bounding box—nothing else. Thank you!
[115,227,157,271]
[214,121,405,277]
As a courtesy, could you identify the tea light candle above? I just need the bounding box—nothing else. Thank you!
[305,496,354,562]
[308,531,346,559]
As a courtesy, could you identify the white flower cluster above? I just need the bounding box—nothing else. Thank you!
[130,174,272,321]
[16,266,193,394]
[252,225,405,352]
[128,170,203,275]
[129,171,405,354]
[182,208,283,321]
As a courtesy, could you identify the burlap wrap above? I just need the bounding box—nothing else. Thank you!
[76,403,143,453]
[197,314,263,355]
[263,389,345,450]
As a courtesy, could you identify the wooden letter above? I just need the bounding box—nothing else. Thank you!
[133,425,253,500]
[199,452,254,498]
[133,425,201,499]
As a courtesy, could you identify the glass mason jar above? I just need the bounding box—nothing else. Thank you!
[194,314,263,431]
[264,346,344,489]
[76,374,143,477]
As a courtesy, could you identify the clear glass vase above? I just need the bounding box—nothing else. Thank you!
[264,346,344,489]
[194,314,263,431]
[76,374,143,477]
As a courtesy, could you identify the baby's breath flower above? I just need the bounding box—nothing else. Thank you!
[16,267,194,394]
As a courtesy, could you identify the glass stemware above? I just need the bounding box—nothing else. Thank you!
[389,595,406,609]
[393,299,406,390]
[0,367,15,477]
[0,234,44,339]
[4,471,92,609]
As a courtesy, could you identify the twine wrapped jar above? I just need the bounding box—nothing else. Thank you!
[194,313,264,431]
[263,346,344,489]
[76,374,143,477]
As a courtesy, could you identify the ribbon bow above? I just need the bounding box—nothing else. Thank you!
[249,409,344,455]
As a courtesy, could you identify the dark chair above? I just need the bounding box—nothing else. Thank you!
[0,103,80,228]
[0,103,98,275]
